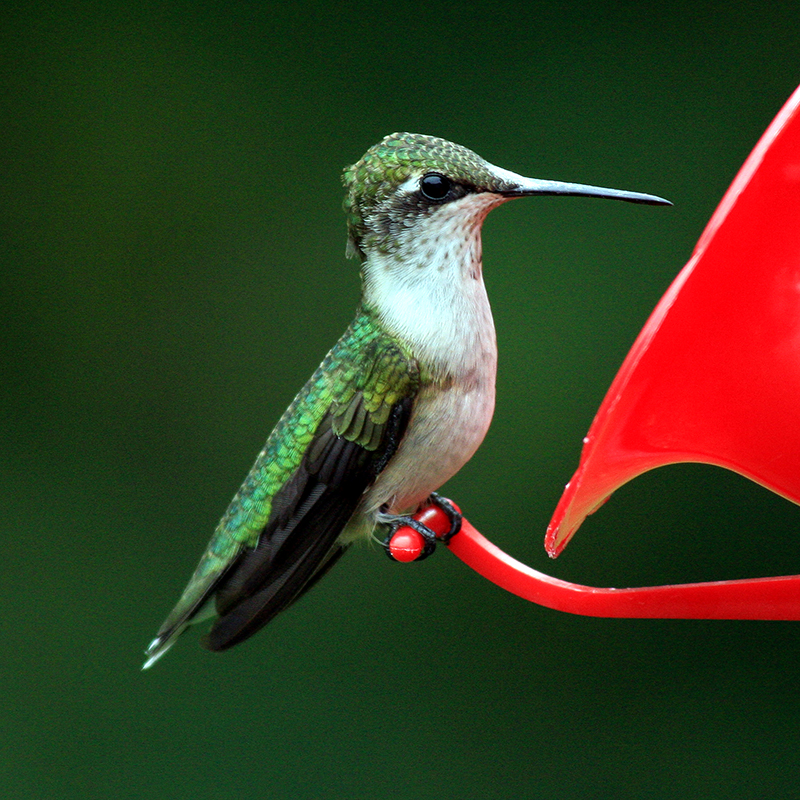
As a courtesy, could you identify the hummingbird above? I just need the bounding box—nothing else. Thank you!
[143,132,670,668]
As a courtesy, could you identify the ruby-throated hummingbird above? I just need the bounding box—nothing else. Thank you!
[143,132,670,668]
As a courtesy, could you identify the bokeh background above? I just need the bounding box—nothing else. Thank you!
[4,2,800,797]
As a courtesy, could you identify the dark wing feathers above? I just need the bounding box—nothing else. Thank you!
[144,315,421,666]
[203,377,417,652]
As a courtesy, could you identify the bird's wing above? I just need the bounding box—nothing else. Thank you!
[144,314,419,665]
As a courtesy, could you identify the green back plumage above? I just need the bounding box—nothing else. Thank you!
[146,307,420,662]
[212,307,418,552]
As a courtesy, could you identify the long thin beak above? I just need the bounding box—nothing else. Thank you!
[490,165,672,206]
[503,176,672,206]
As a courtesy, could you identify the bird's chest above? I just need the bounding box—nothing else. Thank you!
[366,345,497,516]
[359,214,499,516]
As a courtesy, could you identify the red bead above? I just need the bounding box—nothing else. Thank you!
[389,528,425,562]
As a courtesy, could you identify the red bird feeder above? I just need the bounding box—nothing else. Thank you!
[546,83,800,558]
[391,85,800,620]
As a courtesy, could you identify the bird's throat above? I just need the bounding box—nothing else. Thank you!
[361,193,502,381]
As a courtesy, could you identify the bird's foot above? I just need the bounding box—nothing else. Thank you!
[383,493,462,563]
[383,516,438,562]
[428,493,462,543]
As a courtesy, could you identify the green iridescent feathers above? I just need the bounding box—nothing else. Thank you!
[207,309,417,553]
[148,308,420,654]
[342,132,500,259]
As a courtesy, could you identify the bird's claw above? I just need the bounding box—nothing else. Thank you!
[429,492,462,543]
[383,517,438,562]
[383,493,463,562]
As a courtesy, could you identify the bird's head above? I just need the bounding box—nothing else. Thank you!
[342,132,670,264]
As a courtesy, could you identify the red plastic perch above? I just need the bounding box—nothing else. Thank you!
[403,504,800,620]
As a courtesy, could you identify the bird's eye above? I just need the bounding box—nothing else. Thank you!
[420,173,451,201]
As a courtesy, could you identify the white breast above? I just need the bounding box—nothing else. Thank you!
[358,192,503,519]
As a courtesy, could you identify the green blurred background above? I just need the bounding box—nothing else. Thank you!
[3,1,800,797]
